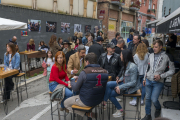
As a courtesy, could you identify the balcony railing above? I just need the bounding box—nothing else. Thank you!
[147,9,156,13]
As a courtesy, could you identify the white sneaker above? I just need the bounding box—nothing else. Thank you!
[116,97,122,102]
[141,100,144,105]
[129,99,137,106]
[113,110,122,118]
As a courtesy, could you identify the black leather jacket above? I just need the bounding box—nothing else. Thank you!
[98,53,123,78]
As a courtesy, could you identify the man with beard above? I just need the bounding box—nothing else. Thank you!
[67,45,86,79]
[62,40,75,64]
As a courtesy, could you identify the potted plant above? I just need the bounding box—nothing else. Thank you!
[120,0,125,6]
[129,0,140,11]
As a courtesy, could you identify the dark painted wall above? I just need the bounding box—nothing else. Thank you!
[0,5,101,60]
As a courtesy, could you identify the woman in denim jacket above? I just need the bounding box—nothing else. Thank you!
[3,43,20,101]
[103,49,141,118]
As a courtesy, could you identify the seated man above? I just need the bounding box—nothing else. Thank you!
[64,53,108,119]
[67,45,86,78]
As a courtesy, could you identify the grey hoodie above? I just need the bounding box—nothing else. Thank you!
[144,51,175,82]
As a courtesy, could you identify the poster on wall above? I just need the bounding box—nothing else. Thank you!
[46,21,57,33]
[61,22,70,33]
[85,25,91,33]
[74,24,82,33]
[28,19,41,32]
[21,31,28,36]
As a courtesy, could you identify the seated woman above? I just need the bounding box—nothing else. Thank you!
[103,49,141,118]
[27,39,35,51]
[49,51,73,111]
[3,43,20,101]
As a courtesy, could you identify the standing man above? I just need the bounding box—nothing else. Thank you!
[115,39,125,55]
[88,37,105,60]
[82,32,90,45]
[67,45,86,78]
[111,32,120,45]
[64,53,108,119]
[142,40,175,120]
[98,42,123,81]
[128,34,141,56]
[9,36,18,45]
[129,26,135,34]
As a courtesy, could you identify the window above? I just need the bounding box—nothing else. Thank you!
[169,8,171,15]
[144,0,146,6]
[121,21,133,40]
[164,7,166,16]
[153,4,155,9]
[148,0,152,9]
[139,0,142,6]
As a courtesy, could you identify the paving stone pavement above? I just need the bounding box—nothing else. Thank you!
[0,77,178,120]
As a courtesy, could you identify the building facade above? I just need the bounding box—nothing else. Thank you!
[97,0,138,41]
[137,0,157,33]
[0,0,97,19]
[162,0,180,18]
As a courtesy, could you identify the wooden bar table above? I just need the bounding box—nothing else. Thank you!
[0,69,19,115]
[19,50,46,77]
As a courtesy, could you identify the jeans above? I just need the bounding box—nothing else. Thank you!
[145,79,164,115]
[133,75,145,101]
[49,82,73,108]
[104,81,124,110]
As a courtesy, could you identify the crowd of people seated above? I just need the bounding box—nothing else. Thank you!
[2,30,176,120]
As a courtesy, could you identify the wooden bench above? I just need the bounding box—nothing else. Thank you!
[71,105,96,120]
[123,89,141,120]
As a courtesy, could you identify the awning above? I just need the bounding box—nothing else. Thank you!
[156,7,180,33]
[0,17,27,31]
[147,17,164,28]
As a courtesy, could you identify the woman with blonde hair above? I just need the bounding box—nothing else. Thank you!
[129,43,149,106]
[27,39,35,51]
[49,34,61,57]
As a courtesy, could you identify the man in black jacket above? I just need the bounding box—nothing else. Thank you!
[88,37,105,60]
[111,32,120,45]
[115,39,125,55]
[98,42,123,81]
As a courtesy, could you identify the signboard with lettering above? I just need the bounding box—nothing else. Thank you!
[100,10,105,14]
[157,13,180,33]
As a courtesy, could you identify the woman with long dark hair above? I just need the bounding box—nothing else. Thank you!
[103,49,141,118]
[49,34,61,57]
[49,51,73,111]
[3,43,20,101]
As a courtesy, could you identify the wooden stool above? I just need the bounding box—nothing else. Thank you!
[15,73,28,106]
[72,105,97,120]
[49,92,68,120]
[123,89,141,120]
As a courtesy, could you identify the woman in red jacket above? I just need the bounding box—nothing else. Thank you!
[49,51,73,110]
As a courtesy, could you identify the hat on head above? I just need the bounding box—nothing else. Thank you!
[62,40,72,45]
[97,37,104,42]
[107,42,115,48]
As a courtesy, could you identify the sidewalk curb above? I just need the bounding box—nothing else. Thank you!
[18,74,45,87]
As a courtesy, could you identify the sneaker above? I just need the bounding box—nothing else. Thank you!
[129,99,137,106]
[155,109,161,118]
[116,97,122,102]
[113,110,123,118]
[141,100,144,105]
[141,115,152,120]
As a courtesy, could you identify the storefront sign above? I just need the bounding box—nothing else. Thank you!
[99,16,104,19]
[100,10,105,14]
[157,13,180,33]
[109,24,115,30]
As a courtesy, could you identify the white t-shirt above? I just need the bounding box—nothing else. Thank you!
[46,58,55,69]
[9,54,20,70]
[9,54,12,69]
[107,55,112,62]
